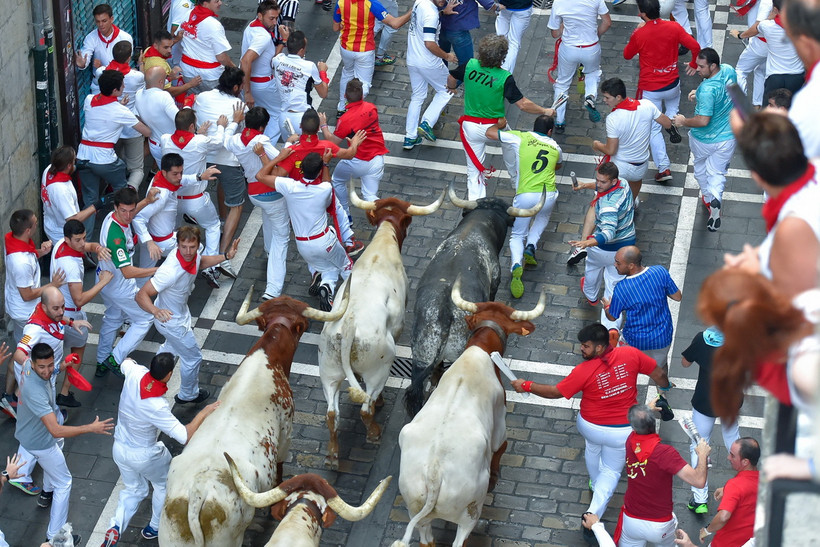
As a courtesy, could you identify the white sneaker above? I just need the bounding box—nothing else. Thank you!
[567,246,587,266]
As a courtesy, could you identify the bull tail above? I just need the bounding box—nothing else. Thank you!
[403,358,436,418]
[187,482,207,546]
[394,464,442,547]
[339,329,368,404]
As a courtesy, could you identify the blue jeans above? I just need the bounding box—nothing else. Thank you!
[77,158,128,236]
[438,29,474,70]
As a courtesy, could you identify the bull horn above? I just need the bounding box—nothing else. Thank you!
[302,275,352,322]
[510,289,548,321]
[326,476,393,521]
[450,277,478,313]
[224,453,289,507]
[507,188,546,218]
[406,188,446,216]
[448,181,477,210]
[236,285,264,325]
[349,181,377,211]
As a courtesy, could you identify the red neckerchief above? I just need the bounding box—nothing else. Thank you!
[591,179,622,206]
[249,18,275,40]
[774,14,784,28]
[144,45,169,59]
[627,432,662,463]
[152,171,180,192]
[44,171,71,186]
[54,241,84,260]
[611,98,641,112]
[139,372,169,399]
[98,25,120,48]
[90,94,119,107]
[762,164,816,232]
[170,130,195,149]
[4,232,36,256]
[176,249,198,275]
[106,60,131,76]
[28,303,65,340]
[180,5,217,38]
[240,127,262,147]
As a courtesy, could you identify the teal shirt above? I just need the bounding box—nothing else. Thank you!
[690,64,737,144]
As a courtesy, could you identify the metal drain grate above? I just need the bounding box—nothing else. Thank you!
[390,357,414,379]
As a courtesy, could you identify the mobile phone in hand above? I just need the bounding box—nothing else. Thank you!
[726,83,752,121]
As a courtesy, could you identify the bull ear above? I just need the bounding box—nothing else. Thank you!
[271,500,288,521]
[321,507,338,528]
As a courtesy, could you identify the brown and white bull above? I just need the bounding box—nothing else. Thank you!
[317,186,444,468]
[393,279,546,547]
[224,453,391,546]
[159,287,349,546]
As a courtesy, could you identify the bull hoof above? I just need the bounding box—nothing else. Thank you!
[324,454,339,470]
[375,394,385,408]
[366,424,382,443]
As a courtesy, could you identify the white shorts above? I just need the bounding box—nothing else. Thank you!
[612,159,648,183]
[617,511,678,547]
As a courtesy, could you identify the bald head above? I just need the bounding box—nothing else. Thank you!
[40,286,66,322]
[145,66,167,89]
[614,246,642,275]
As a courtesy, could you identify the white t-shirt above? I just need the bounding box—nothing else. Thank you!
[757,20,804,76]
[223,124,279,184]
[98,211,138,299]
[17,315,65,377]
[51,239,85,311]
[152,249,201,329]
[606,99,661,164]
[168,0,194,31]
[77,97,139,164]
[194,90,243,166]
[132,173,197,242]
[160,129,225,187]
[3,242,40,323]
[180,16,231,81]
[755,0,774,22]
[136,88,180,144]
[407,0,444,69]
[115,359,188,448]
[272,53,320,113]
[94,68,146,139]
[548,0,608,47]
[241,23,278,79]
[79,27,134,91]
[275,177,333,238]
[40,167,80,245]
[789,63,820,159]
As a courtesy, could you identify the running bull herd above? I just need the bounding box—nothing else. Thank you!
[158,183,548,546]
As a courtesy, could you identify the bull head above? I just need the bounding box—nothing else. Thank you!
[349,182,446,216]
[235,280,352,326]
[448,181,546,218]
[451,278,546,322]
[224,453,392,524]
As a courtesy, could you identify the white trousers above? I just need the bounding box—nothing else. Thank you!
[278,110,304,143]
[613,159,648,184]
[554,43,602,124]
[138,235,177,270]
[374,0,399,56]
[509,191,558,269]
[331,155,385,214]
[251,79,282,143]
[27,444,72,541]
[405,64,452,139]
[736,37,768,106]
[460,120,516,200]
[584,246,625,330]
[118,136,146,190]
[496,8,533,72]
[111,440,171,532]
[642,84,681,173]
[689,408,740,503]
[671,0,713,47]
[63,309,89,349]
[577,415,631,517]
[619,512,678,547]
[15,411,64,484]
[177,193,221,256]
[97,291,154,365]
[156,321,203,401]
[148,140,163,168]
[296,230,352,289]
[338,49,375,111]
[249,194,290,298]
[689,135,736,203]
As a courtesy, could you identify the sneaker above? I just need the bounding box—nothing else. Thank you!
[403,136,423,150]
[182,213,198,225]
[201,268,220,289]
[95,361,109,377]
[543,0,553,7]
[102,525,120,547]
[588,479,594,492]
[554,123,566,134]
[260,292,275,302]
[9,481,41,496]
[418,121,437,142]
[56,392,82,408]
[580,277,599,306]
[608,328,620,348]
[707,198,721,232]
[308,272,323,296]
[142,525,159,540]
[336,109,346,119]
[38,490,53,508]
[0,393,17,420]
[567,246,587,266]
[510,264,524,299]
[688,498,709,514]
[654,169,673,183]
[523,244,537,267]
[612,0,626,5]
[322,0,333,10]
[666,125,682,143]
[106,355,125,379]
[633,196,640,209]
[345,237,365,258]
[678,44,688,56]
[318,284,334,312]
[217,259,238,280]
[375,54,395,66]
[701,194,712,212]
[174,389,210,405]
[584,95,601,123]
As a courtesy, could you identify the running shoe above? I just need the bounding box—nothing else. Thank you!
[56,392,81,408]
[308,272,323,296]
[654,169,673,183]
[38,490,53,508]
[174,389,210,405]
[523,244,537,267]
[666,125,682,143]
[102,525,120,547]
[217,259,238,280]
[201,268,220,289]
[707,198,721,232]
[567,246,587,266]
[580,277,599,306]
[375,54,396,66]
[403,136,423,150]
[554,123,566,134]
[584,95,601,123]
[345,237,365,258]
[418,121,437,142]
[9,481,41,496]
[318,284,335,312]
[688,498,709,514]
[0,393,17,420]
[510,264,524,298]
[142,525,159,540]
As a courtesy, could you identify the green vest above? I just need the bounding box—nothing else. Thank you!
[463,58,511,119]
[508,131,560,193]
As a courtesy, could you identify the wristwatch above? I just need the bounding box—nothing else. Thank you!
[1,470,8,479]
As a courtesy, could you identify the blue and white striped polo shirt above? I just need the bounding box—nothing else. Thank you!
[608,265,679,350]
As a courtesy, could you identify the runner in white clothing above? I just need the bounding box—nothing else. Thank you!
[74,3,133,93]
[136,225,239,403]
[40,147,100,245]
[402,0,456,149]
[179,0,235,92]
[168,0,195,66]
[100,354,218,546]
[136,67,184,167]
[730,0,773,107]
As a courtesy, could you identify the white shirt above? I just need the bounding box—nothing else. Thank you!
[407,0,444,69]
[275,177,333,238]
[77,97,139,164]
[152,249,201,329]
[98,211,138,299]
[17,314,65,378]
[160,130,225,190]
[272,53,320,113]
[605,99,662,164]
[755,0,773,22]
[757,20,804,76]
[132,173,199,243]
[79,27,134,91]
[548,0,608,47]
[790,62,820,159]
[4,243,40,323]
[40,167,80,245]
[194,90,243,166]
[136,88,180,144]
[241,22,278,79]
[223,124,279,184]
[168,0,194,31]
[180,15,231,81]
[94,67,146,138]
[51,240,85,311]
[115,359,188,448]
